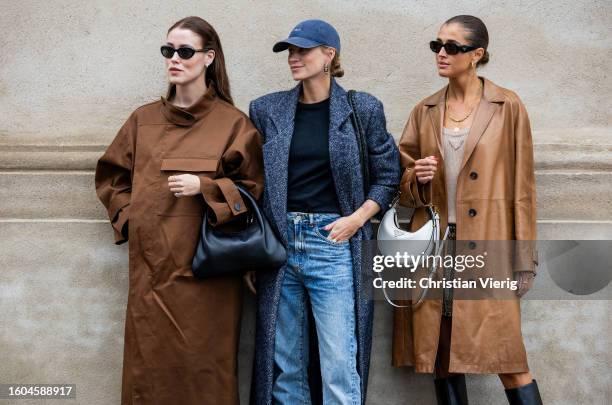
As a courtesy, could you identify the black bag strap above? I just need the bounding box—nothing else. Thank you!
[347,90,370,196]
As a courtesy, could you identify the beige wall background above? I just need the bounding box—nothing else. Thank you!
[1,1,611,404]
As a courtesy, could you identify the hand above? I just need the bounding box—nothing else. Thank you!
[168,174,200,197]
[515,271,535,298]
[322,214,364,243]
[414,156,438,184]
[244,271,256,294]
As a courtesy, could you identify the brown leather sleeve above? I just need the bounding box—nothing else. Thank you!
[200,116,264,226]
[512,97,538,273]
[95,112,136,245]
[398,106,429,208]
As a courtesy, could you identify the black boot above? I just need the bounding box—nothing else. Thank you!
[434,374,469,405]
[505,379,543,405]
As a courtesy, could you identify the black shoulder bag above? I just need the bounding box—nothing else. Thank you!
[191,184,286,278]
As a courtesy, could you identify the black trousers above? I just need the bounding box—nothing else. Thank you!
[436,223,456,377]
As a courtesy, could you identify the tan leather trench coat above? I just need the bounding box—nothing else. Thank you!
[95,86,263,404]
[393,77,538,374]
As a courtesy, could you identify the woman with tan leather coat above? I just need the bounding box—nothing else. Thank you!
[394,15,543,405]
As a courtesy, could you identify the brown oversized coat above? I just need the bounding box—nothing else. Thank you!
[95,86,263,404]
[393,77,538,374]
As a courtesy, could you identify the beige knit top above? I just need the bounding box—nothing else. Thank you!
[443,127,470,223]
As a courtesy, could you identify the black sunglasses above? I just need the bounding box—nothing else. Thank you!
[429,40,477,55]
[160,45,211,60]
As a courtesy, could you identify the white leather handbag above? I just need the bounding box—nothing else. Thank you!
[376,192,448,308]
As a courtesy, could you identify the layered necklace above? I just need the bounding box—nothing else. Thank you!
[445,80,483,133]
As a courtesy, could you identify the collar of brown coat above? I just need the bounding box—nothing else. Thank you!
[423,76,505,106]
[422,76,506,168]
[160,85,218,126]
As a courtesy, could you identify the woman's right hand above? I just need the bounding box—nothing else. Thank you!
[414,156,438,184]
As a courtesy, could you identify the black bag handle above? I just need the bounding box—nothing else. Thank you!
[347,90,370,196]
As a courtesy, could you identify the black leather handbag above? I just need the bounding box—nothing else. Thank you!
[191,184,286,278]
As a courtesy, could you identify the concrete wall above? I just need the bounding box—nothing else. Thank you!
[1,1,610,404]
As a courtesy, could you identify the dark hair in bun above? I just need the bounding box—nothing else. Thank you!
[445,15,490,66]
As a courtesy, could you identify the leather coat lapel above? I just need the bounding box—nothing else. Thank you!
[459,99,496,173]
[424,87,447,161]
[459,78,505,173]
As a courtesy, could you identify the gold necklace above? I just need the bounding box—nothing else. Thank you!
[445,81,483,132]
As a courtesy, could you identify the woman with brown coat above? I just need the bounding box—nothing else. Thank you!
[95,17,263,404]
[394,15,543,404]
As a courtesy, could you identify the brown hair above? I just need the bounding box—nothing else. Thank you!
[165,16,233,105]
[444,15,490,66]
[330,53,344,77]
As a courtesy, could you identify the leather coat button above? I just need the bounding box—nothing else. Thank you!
[234,202,241,211]
[470,171,478,180]
[469,208,477,217]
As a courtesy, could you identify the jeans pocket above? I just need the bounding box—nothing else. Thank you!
[313,223,349,246]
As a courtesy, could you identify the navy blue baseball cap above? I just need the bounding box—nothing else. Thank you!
[273,19,341,53]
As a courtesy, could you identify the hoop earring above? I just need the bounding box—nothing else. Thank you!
[323,63,330,74]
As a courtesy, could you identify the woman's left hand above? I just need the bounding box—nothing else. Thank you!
[323,214,365,243]
[168,174,201,197]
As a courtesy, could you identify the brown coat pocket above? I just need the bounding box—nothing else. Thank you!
[159,158,219,217]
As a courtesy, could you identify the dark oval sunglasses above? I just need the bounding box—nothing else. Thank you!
[160,45,211,60]
[429,40,477,55]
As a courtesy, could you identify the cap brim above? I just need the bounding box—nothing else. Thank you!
[272,37,321,53]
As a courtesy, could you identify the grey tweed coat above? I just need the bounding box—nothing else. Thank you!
[248,78,401,405]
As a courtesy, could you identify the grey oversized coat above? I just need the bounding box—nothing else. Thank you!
[248,78,401,404]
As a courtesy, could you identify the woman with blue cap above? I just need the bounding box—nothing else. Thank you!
[247,19,401,405]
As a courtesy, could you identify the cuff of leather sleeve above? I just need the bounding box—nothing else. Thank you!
[513,248,538,273]
[400,168,428,207]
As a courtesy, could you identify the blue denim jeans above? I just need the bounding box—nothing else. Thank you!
[272,212,360,405]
